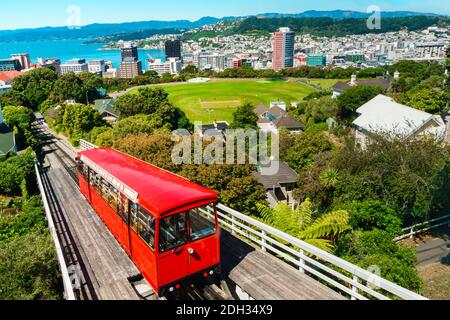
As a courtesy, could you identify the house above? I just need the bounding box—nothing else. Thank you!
[254,103,305,133]
[94,99,120,122]
[353,94,447,149]
[332,74,391,98]
[253,160,299,208]
[0,105,16,155]
[195,121,230,138]
[0,70,22,94]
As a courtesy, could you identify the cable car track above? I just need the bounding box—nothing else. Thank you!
[33,123,234,301]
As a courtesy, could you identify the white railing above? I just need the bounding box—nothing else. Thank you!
[215,204,427,300]
[35,164,76,300]
[395,214,450,241]
[79,139,98,152]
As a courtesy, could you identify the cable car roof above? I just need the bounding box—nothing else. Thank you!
[77,148,217,216]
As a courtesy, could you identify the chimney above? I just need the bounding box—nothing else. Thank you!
[350,74,357,86]
[394,70,400,80]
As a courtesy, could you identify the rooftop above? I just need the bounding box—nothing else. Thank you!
[253,160,299,190]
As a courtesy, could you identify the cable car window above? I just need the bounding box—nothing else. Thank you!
[118,196,129,223]
[189,204,216,241]
[159,213,188,253]
[130,203,138,232]
[83,164,89,181]
[138,208,155,250]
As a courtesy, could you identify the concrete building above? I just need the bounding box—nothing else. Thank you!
[60,59,89,75]
[147,58,182,75]
[11,53,31,70]
[118,59,143,79]
[121,43,139,62]
[272,27,295,71]
[306,55,327,67]
[38,58,62,75]
[88,60,106,75]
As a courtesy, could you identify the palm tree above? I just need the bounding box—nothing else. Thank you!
[257,199,350,253]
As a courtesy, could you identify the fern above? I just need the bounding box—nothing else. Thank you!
[304,238,334,253]
[299,210,350,240]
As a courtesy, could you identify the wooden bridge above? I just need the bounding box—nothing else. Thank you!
[34,123,426,301]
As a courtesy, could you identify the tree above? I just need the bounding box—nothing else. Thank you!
[337,85,383,119]
[230,103,258,129]
[10,68,57,109]
[181,65,199,74]
[397,85,446,114]
[50,73,85,104]
[257,199,350,253]
[2,105,37,149]
[304,96,338,123]
[285,132,332,173]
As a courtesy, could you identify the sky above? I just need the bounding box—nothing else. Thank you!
[0,0,448,30]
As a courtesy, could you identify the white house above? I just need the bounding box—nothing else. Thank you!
[353,95,447,149]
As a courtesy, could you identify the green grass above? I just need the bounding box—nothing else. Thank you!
[301,79,344,90]
[132,80,317,123]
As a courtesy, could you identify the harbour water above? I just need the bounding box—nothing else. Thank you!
[0,39,165,70]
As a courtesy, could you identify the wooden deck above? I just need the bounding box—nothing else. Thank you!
[221,232,345,300]
[40,139,141,300]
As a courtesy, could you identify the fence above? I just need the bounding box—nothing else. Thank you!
[79,139,98,152]
[35,164,76,300]
[213,204,427,300]
[395,214,450,241]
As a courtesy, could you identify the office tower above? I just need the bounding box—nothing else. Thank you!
[165,40,182,60]
[11,53,31,70]
[118,59,143,79]
[272,27,295,71]
[0,59,22,71]
[60,58,89,75]
[121,43,139,62]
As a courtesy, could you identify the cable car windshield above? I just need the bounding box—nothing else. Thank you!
[189,204,216,241]
[159,213,188,253]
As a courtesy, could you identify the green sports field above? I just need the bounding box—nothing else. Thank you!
[133,80,318,123]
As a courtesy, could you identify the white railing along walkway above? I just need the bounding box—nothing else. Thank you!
[80,139,426,300]
[35,164,76,300]
[214,204,427,301]
[395,214,450,241]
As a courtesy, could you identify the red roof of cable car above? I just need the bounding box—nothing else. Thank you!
[77,148,217,216]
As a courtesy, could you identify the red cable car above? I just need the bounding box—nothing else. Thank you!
[75,148,221,296]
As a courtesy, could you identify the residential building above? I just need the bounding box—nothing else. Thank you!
[165,39,182,60]
[353,94,447,149]
[121,43,139,62]
[0,71,22,94]
[11,53,31,70]
[195,121,230,138]
[88,60,106,75]
[272,27,295,71]
[60,58,89,75]
[253,160,299,208]
[118,59,143,79]
[306,55,326,67]
[94,99,120,122]
[0,59,22,71]
[0,105,17,155]
[254,103,305,133]
[332,74,391,98]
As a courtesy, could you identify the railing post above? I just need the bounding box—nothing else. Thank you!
[231,215,236,236]
[261,231,266,252]
[409,226,414,239]
[351,276,359,300]
[299,249,305,273]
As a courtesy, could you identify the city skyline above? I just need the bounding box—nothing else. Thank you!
[0,0,449,31]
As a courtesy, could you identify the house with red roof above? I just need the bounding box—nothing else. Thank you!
[0,70,22,94]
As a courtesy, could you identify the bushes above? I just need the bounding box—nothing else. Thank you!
[0,150,35,196]
[336,230,423,293]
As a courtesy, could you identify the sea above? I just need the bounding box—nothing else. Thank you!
[0,39,165,70]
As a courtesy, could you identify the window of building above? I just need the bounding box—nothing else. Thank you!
[159,213,188,253]
[189,204,216,242]
[138,208,155,250]
[130,203,138,232]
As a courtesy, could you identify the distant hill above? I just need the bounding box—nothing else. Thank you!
[0,10,446,42]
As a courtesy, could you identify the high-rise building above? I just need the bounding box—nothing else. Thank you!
[88,60,106,74]
[0,59,22,71]
[118,59,143,79]
[60,58,89,75]
[11,54,31,70]
[306,55,326,67]
[272,27,295,71]
[121,43,139,62]
[165,40,182,60]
